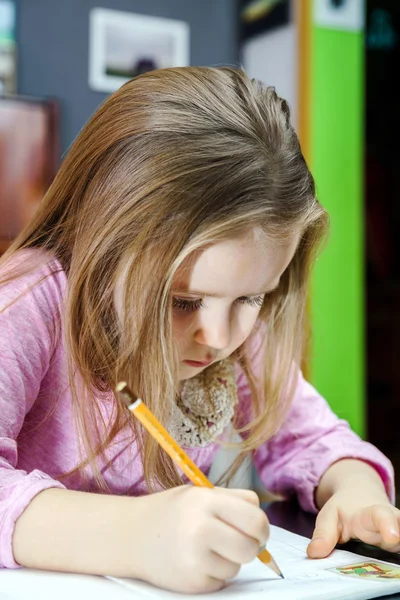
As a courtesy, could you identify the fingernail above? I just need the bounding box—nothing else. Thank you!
[389,527,399,538]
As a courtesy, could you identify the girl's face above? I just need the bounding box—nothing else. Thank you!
[172,231,299,381]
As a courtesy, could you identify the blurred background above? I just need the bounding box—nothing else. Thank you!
[0,0,399,498]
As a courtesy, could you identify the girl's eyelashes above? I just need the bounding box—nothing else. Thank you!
[237,295,265,308]
[172,295,265,312]
[172,297,204,312]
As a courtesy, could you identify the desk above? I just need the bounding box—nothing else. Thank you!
[265,499,400,600]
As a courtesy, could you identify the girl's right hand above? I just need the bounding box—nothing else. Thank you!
[133,485,270,594]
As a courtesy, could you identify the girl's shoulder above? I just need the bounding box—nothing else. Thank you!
[0,248,66,314]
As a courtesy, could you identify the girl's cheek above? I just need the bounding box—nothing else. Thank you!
[236,308,260,338]
[172,313,195,339]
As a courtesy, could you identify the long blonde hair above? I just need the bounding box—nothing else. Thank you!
[0,67,327,491]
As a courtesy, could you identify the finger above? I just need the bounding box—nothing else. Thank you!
[355,505,400,546]
[307,505,340,558]
[212,493,269,546]
[187,575,225,595]
[209,517,261,564]
[214,487,261,507]
[204,551,241,581]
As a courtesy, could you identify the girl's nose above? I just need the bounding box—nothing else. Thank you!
[193,316,231,351]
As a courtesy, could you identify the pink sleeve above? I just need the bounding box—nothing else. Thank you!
[0,257,65,568]
[236,336,395,513]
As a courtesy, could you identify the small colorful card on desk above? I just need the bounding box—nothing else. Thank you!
[329,561,400,581]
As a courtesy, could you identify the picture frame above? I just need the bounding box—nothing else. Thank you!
[313,0,364,32]
[239,0,290,42]
[0,95,59,253]
[0,0,17,95]
[89,8,190,93]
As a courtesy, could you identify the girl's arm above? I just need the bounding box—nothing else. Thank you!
[247,370,394,512]
[237,362,399,558]
[13,487,148,576]
[13,485,270,594]
[315,458,389,509]
[0,257,68,569]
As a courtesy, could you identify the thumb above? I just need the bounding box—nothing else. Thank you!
[307,505,340,558]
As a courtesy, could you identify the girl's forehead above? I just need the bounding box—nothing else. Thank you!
[173,234,299,297]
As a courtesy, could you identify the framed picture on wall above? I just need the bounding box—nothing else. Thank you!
[89,8,190,93]
[314,0,364,32]
[0,96,59,253]
[239,0,291,42]
[0,0,17,94]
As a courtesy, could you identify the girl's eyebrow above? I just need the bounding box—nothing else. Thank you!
[172,282,280,298]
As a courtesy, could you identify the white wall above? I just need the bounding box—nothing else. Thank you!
[241,2,298,129]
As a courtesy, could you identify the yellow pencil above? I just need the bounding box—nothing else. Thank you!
[116,381,283,579]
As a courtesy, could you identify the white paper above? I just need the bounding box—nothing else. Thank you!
[2,526,400,600]
[110,525,400,600]
[0,569,132,600]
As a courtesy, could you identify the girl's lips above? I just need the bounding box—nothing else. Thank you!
[183,359,213,368]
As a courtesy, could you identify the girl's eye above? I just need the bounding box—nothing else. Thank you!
[237,295,265,308]
[172,297,204,312]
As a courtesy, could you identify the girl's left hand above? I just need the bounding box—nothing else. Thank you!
[307,489,400,558]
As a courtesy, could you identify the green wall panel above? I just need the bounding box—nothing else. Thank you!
[310,26,365,436]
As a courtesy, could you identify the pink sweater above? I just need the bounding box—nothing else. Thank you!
[0,253,395,569]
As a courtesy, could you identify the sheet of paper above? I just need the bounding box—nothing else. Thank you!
[0,568,133,600]
[2,525,400,600]
[110,525,400,600]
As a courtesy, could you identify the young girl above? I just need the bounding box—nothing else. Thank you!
[0,67,398,595]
